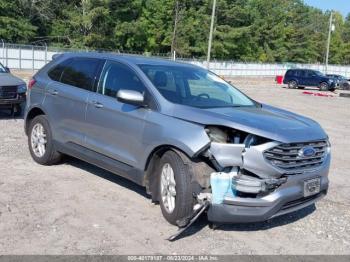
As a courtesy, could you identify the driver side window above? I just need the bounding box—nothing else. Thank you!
[98,61,146,98]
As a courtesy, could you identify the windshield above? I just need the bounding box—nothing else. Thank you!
[0,63,6,73]
[138,64,255,108]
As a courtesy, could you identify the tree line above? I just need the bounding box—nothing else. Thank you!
[1,0,350,64]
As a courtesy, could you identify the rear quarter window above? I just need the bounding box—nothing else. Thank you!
[60,58,102,91]
[286,70,296,76]
[47,59,71,81]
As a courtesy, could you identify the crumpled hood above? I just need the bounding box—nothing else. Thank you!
[168,104,327,143]
[0,73,25,86]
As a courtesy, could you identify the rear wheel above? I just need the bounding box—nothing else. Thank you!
[28,115,62,165]
[288,80,297,89]
[319,82,329,91]
[158,151,194,225]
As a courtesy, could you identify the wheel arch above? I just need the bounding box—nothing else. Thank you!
[143,144,207,202]
[25,106,47,135]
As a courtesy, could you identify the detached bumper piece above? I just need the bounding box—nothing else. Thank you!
[232,174,287,194]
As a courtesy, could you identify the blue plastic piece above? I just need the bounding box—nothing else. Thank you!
[211,172,236,204]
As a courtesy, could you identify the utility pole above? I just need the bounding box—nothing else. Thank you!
[206,0,217,69]
[325,11,334,74]
[171,0,180,57]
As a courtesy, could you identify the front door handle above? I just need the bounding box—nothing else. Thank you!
[48,89,58,95]
[92,100,104,108]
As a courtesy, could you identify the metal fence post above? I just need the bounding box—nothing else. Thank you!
[5,45,8,67]
[19,46,22,70]
[44,43,47,64]
[32,45,35,71]
[1,39,4,64]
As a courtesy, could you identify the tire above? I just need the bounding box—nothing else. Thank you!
[288,80,297,89]
[319,82,329,91]
[158,150,194,225]
[28,115,62,165]
[341,82,350,90]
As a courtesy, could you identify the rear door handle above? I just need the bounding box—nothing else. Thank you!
[48,89,58,95]
[92,100,104,108]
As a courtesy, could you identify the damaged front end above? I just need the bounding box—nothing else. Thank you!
[204,126,288,199]
[192,125,330,224]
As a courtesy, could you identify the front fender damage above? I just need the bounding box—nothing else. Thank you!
[168,127,287,240]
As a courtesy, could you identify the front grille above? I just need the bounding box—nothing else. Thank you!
[0,86,17,99]
[264,140,328,173]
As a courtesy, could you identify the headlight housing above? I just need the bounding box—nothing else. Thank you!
[17,84,27,93]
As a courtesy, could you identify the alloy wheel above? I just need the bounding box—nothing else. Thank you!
[30,123,47,158]
[160,163,177,213]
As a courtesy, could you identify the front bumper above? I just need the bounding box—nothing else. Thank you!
[207,168,329,223]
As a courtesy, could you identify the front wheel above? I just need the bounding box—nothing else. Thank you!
[28,115,62,165]
[319,82,329,91]
[158,151,194,225]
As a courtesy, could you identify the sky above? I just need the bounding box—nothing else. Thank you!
[304,0,350,17]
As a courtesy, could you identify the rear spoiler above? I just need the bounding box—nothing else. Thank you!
[52,53,63,60]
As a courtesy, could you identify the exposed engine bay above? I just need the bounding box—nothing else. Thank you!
[194,126,288,205]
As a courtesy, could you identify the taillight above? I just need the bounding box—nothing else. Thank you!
[28,78,36,89]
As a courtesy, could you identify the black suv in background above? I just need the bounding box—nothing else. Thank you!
[283,69,336,91]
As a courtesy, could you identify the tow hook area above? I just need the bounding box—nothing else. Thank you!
[167,194,211,241]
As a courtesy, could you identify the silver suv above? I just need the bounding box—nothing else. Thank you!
[24,53,330,226]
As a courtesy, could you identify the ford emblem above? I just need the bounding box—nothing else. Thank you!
[298,146,316,158]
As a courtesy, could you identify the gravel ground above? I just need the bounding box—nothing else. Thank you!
[0,74,349,254]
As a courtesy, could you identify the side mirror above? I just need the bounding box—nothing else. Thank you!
[5,67,10,73]
[117,89,145,107]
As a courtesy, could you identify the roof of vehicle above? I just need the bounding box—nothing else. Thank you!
[59,52,202,69]
[287,68,315,71]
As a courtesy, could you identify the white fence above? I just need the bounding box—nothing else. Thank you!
[1,42,350,77]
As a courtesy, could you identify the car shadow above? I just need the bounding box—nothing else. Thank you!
[280,86,337,92]
[0,110,24,120]
[58,157,316,240]
[65,156,150,199]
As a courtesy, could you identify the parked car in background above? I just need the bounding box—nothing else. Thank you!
[326,74,350,90]
[24,53,330,226]
[0,63,27,116]
[283,69,336,91]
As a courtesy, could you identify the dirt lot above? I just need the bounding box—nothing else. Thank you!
[0,73,349,254]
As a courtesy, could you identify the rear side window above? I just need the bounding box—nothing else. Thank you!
[60,58,102,91]
[286,70,294,76]
[48,59,70,81]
